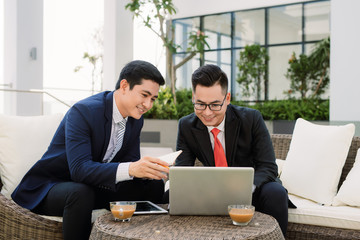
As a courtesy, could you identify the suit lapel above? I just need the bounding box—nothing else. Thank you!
[101,91,114,160]
[225,106,241,166]
[191,119,215,166]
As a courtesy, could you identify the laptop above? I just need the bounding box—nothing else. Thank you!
[169,166,254,215]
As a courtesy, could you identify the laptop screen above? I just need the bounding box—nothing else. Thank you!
[169,166,254,215]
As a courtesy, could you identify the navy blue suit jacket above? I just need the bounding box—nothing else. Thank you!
[11,91,143,210]
[175,104,278,188]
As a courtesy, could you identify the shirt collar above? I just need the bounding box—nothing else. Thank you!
[112,94,127,124]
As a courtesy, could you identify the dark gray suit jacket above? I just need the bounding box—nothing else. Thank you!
[175,104,278,188]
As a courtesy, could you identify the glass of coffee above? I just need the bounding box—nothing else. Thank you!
[110,201,137,222]
[228,205,255,226]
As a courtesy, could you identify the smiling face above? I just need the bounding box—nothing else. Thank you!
[115,79,159,119]
[193,83,230,127]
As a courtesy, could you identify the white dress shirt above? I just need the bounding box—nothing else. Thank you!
[206,116,226,155]
[103,94,133,183]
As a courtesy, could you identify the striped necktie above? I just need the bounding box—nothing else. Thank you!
[109,119,126,161]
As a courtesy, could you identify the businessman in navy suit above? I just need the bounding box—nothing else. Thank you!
[12,60,170,240]
[175,65,289,236]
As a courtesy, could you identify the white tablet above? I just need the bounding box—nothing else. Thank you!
[133,201,168,214]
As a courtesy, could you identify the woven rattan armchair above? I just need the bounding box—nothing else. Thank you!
[0,184,63,240]
[272,134,360,240]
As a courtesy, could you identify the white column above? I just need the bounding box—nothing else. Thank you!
[4,0,43,115]
[330,0,360,122]
[103,0,133,91]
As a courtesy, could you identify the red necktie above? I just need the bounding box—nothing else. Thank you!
[211,128,228,167]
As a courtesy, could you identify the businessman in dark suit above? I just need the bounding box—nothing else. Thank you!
[175,64,289,235]
[11,60,170,240]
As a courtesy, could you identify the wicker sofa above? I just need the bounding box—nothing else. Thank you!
[272,134,360,240]
[1,134,360,239]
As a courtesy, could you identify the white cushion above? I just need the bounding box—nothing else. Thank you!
[275,159,285,177]
[288,194,360,230]
[41,209,109,223]
[280,118,355,205]
[333,148,360,207]
[0,114,63,199]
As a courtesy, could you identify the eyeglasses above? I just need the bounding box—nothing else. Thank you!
[193,95,227,111]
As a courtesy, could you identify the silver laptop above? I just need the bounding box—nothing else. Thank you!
[169,166,254,215]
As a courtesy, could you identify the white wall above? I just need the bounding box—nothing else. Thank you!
[4,0,43,115]
[103,0,133,91]
[172,0,312,18]
[330,0,360,122]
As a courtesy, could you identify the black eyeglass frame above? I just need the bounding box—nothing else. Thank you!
[192,94,227,111]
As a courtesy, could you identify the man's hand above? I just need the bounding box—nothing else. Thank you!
[129,156,170,180]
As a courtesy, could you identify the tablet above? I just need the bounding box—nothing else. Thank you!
[133,201,168,214]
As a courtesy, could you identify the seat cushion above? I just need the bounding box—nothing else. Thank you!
[0,114,63,198]
[41,209,109,223]
[288,194,360,230]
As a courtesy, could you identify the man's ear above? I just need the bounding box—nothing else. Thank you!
[119,79,129,93]
[226,92,231,104]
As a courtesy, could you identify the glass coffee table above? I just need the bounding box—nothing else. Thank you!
[90,207,284,240]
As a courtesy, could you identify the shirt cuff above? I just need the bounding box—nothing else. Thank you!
[115,162,133,183]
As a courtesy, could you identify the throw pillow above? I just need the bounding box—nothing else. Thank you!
[276,159,286,177]
[280,118,355,205]
[0,114,63,199]
[333,148,360,207]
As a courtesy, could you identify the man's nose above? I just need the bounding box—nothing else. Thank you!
[143,98,152,109]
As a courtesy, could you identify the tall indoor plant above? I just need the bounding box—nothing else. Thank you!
[285,37,330,99]
[236,44,269,101]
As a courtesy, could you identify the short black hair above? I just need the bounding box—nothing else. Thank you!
[115,60,165,90]
[191,64,228,94]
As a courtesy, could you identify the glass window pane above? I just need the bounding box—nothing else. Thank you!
[269,4,302,44]
[235,9,265,47]
[268,45,302,100]
[234,48,267,101]
[204,50,232,92]
[304,43,329,99]
[304,1,330,41]
[204,13,231,49]
[304,42,316,55]
[175,53,200,90]
[174,18,200,53]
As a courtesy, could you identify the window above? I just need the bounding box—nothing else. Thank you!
[268,5,302,45]
[305,1,330,41]
[203,13,232,50]
[235,9,265,47]
[172,0,330,101]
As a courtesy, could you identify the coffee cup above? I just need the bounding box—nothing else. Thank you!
[110,201,136,222]
[228,204,255,226]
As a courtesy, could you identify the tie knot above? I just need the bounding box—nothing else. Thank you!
[211,128,220,137]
